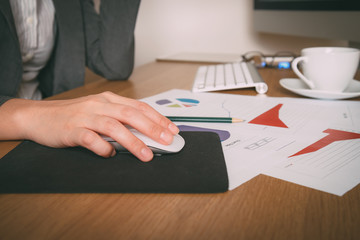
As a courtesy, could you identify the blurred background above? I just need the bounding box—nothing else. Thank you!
[95,0,348,67]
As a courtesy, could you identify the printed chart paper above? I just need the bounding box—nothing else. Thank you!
[141,89,360,196]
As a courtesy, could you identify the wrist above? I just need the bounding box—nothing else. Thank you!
[0,98,39,140]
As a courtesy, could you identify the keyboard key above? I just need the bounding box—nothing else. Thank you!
[233,63,246,84]
[195,66,207,85]
[215,65,225,87]
[205,66,215,87]
[224,63,235,86]
[241,62,253,85]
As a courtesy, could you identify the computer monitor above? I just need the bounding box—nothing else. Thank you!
[253,0,360,49]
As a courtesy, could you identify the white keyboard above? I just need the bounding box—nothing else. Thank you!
[192,62,268,94]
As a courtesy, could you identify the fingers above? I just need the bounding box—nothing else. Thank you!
[136,101,180,135]
[70,127,154,162]
[94,104,172,146]
[98,92,179,135]
[87,92,179,146]
[82,115,155,162]
[69,128,116,158]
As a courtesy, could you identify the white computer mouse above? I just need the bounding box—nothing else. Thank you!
[102,128,185,154]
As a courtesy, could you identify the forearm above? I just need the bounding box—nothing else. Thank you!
[81,0,141,80]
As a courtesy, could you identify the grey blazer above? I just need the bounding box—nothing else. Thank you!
[0,0,140,105]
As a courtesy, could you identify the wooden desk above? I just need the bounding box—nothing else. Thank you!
[1,62,360,240]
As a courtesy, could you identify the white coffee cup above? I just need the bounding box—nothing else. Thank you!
[291,47,359,92]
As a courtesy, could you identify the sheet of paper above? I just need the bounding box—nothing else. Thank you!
[141,89,360,195]
[262,128,360,196]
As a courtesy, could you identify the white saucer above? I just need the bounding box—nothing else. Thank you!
[279,78,360,100]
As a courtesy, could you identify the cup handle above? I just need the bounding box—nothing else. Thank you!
[291,56,315,89]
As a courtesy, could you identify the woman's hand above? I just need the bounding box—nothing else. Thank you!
[0,92,179,162]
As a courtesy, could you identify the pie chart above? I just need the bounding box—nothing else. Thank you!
[156,98,200,108]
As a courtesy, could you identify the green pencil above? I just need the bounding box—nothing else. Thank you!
[166,116,244,123]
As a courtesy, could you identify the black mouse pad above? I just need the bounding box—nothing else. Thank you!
[0,132,228,193]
